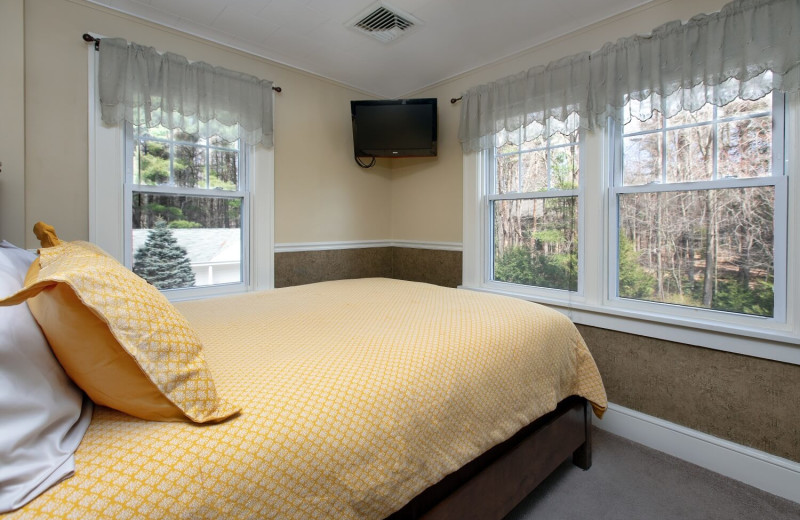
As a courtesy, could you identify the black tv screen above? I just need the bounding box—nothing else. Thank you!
[351,98,437,158]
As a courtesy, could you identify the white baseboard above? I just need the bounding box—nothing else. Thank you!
[596,403,800,504]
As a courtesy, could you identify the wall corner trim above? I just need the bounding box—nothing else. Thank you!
[596,403,800,504]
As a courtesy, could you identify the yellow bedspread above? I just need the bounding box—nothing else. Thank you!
[8,278,606,519]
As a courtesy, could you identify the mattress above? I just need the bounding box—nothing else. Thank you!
[7,278,606,519]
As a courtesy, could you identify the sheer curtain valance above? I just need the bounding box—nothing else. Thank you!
[458,53,591,153]
[459,0,800,153]
[98,37,274,147]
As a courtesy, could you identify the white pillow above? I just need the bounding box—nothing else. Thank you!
[0,240,92,512]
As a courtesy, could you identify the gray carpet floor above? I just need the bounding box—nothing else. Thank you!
[505,428,800,520]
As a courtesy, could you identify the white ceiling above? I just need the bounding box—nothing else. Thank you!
[88,0,649,98]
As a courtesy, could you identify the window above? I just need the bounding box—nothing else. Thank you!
[463,93,798,363]
[612,94,786,320]
[489,125,581,293]
[88,46,274,298]
[124,125,249,292]
[460,0,799,363]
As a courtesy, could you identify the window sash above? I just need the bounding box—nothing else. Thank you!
[485,131,584,295]
[123,124,251,294]
[613,95,785,188]
[608,95,787,323]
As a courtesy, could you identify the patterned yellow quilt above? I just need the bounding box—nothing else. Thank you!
[7,278,606,519]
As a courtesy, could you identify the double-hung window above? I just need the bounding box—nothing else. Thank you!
[88,36,274,299]
[125,125,249,293]
[489,124,581,293]
[611,94,786,321]
[460,0,800,363]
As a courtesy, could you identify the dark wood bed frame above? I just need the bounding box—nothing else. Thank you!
[388,396,592,520]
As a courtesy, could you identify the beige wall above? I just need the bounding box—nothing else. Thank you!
[0,0,26,246]
[12,0,391,249]
[390,0,731,242]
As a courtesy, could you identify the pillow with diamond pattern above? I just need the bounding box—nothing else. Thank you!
[0,227,238,423]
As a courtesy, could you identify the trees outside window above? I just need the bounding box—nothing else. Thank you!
[614,95,781,317]
[132,219,196,289]
[127,125,247,290]
[491,125,580,292]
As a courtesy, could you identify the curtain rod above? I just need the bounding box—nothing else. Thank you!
[82,34,282,93]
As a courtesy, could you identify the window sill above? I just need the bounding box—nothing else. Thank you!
[459,283,800,366]
[162,282,249,302]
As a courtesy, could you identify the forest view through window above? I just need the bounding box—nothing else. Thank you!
[128,125,246,290]
[491,126,580,291]
[615,95,781,317]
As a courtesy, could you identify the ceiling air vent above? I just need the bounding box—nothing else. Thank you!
[347,3,422,44]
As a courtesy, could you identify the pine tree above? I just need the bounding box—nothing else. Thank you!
[133,219,196,289]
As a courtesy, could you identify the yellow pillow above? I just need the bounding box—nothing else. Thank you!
[0,237,238,423]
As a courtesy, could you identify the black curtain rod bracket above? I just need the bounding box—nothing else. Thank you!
[83,33,100,50]
[82,33,282,93]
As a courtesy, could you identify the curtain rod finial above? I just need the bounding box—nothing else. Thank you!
[451,96,462,104]
[83,33,100,50]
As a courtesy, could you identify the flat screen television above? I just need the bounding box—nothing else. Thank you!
[350,98,437,159]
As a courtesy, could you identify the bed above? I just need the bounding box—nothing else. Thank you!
[2,239,606,520]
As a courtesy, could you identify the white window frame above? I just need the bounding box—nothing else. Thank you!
[608,95,787,325]
[87,40,274,300]
[483,127,585,299]
[463,93,800,366]
[124,125,252,298]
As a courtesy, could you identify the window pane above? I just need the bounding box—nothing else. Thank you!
[623,133,661,185]
[136,140,171,186]
[496,153,520,194]
[666,125,713,183]
[520,149,547,192]
[133,125,240,191]
[718,116,772,179]
[550,144,579,189]
[131,193,243,288]
[210,149,240,190]
[498,130,580,194]
[493,197,578,291]
[617,186,774,317]
[174,144,207,188]
[623,96,774,186]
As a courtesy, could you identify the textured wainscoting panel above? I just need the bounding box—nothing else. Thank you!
[391,247,462,288]
[577,324,800,463]
[274,248,393,288]
[274,247,461,289]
